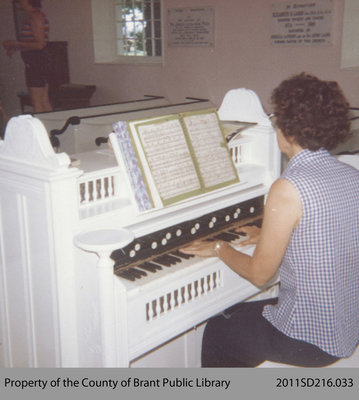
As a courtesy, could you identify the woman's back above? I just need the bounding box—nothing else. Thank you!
[263,148,359,357]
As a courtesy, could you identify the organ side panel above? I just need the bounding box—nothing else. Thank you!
[0,116,85,367]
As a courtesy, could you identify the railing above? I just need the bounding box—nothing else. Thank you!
[78,167,122,208]
[146,270,223,321]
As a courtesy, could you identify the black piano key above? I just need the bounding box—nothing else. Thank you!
[138,262,163,273]
[226,231,245,240]
[171,250,194,260]
[151,255,171,267]
[226,229,241,237]
[117,270,136,281]
[227,231,242,239]
[214,232,239,242]
[131,268,148,278]
[228,228,246,236]
[166,254,182,263]
[158,254,173,264]
[160,254,179,265]
[118,268,147,281]
[153,254,179,267]
[232,230,247,237]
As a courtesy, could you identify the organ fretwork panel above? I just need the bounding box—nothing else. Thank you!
[0,90,281,367]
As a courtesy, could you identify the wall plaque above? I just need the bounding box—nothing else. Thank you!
[271,0,332,46]
[168,7,214,47]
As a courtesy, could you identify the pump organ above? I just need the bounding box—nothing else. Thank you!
[0,89,281,367]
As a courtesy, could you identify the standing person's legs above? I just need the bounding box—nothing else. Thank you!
[23,50,52,113]
[42,83,52,111]
[29,84,52,112]
[201,298,339,368]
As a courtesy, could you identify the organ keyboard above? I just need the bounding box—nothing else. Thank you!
[112,195,264,280]
[0,89,281,367]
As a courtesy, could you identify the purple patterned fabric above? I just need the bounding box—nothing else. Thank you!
[112,121,152,212]
[263,149,359,357]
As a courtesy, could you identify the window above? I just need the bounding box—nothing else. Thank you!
[116,0,162,57]
[91,0,162,64]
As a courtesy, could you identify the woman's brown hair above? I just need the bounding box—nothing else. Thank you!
[271,73,351,150]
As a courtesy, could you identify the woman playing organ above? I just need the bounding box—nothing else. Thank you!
[181,73,359,367]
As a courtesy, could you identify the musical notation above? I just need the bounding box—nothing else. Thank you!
[129,109,239,207]
[137,118,200,201]
[183,112,237,188]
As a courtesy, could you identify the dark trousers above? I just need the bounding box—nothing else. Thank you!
[202,298,339,367]
[21,46,51,87]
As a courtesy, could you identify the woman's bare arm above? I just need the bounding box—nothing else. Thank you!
[3,11,46,55]
[180,178,302,287]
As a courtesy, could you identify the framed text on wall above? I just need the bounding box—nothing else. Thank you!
[270,0,333,46]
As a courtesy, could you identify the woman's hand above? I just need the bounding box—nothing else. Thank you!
[179,224,261,257]
[2,40,18,57]
[179,240,217,257]
[235,225,261,246]
[3,40,17,49]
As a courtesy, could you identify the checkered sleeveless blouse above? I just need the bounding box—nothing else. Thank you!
[263,149,359,357]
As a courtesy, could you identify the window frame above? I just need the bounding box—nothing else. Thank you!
[91,0,163,65]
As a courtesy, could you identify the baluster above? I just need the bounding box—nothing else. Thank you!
[95,179,100,200]
[191,281,196,299]
[176,288,182,307]
[209,273,214,291]
[187,282,192,300]
[84,181,90,203]
[100,177,106,199]
[203,276,209,295]
[163,293,169,313]
[110,176,115,197]
[219,270,224,287]
[104,177,109,198]
[183,285,189,304]
[79,183,84,203]
[214,270,219,288]
[113,174,121,198]
[170,290,176,310]
[90,180,96,202]
[148,300,154,321]
[155,297,161,317]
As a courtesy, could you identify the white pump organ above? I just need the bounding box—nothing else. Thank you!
[0,90,281,367]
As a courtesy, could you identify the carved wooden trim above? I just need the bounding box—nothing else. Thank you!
[0,115,70,169]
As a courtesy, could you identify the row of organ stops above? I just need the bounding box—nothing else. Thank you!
[123,208,252,259]
[114,225,259,282]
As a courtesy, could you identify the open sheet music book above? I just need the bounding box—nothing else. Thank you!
[110,108,239,211]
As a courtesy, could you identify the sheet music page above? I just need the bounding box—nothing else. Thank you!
[182,111,239,188]
[135,116,201,204]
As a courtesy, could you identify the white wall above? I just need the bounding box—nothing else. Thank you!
[1,0,359,118]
